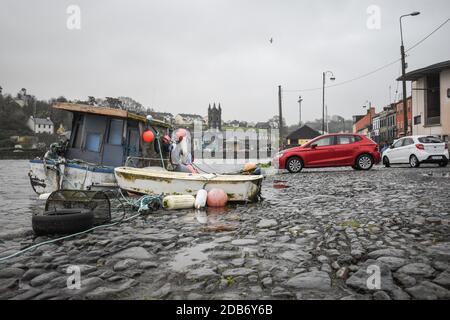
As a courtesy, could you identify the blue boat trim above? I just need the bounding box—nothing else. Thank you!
[29,159,115,173]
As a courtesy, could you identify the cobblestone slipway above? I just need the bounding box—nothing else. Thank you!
[0,165,449,300]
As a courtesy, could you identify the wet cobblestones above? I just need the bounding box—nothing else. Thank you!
[1,163,450,300]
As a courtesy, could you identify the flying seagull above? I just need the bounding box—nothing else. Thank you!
[269,38,273,43]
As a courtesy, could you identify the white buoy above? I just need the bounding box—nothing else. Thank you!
[162,195,195,210]
[194,189,207,209]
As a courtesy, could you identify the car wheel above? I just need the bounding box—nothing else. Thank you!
[356,154,373,170]
[439,160,448,167]
[383,156,390,168]
[409,155,420,168]
[286,157,303,173]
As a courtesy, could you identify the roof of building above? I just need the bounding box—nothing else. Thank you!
[397,60,450,81]
[32,117,54,125]
[287,125,321,140]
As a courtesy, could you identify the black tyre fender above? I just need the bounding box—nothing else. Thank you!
[286,156,304,173]
[32,209,94,236]
[383,156,390,168]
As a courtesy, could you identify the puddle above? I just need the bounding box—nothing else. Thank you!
[181,209,229,224]
[206,206,230,215]
[169,242,217,272]
[273,183,290,189]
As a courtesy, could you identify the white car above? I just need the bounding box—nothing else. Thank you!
[382,135,449,168]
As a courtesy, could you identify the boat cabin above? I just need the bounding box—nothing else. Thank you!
[54,102,172,168]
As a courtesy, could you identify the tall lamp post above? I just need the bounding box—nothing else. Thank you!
[400,11,420,136]
[298,96,303,127]
[322,71,335,134]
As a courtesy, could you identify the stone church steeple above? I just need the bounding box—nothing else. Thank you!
[208,102,222,130]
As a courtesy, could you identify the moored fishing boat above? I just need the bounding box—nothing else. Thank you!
[28,102,172,194]
[114,166,263,202]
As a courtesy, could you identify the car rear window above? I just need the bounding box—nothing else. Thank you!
[418,136,442,143]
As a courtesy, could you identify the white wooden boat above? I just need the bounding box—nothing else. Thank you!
[114,166,263,202]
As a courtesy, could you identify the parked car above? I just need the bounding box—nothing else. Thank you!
[273,134,381,173]
[382,135,449,168]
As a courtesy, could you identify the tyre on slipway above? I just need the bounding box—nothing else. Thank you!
[32,209,94,236]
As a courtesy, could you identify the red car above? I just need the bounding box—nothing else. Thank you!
[273,133,381,173]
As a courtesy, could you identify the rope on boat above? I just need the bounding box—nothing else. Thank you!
[117,189,163,213]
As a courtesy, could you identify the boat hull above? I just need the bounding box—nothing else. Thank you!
[114,166,263,202]
[29,159,117,194]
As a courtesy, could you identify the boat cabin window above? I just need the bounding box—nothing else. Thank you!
[85,132,102,152]
[72,114,84,148]
[108,119,123,145]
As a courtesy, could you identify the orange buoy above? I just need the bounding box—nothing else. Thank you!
[243,162,257,172]
[206,188,228,207]
[142,130,155,143]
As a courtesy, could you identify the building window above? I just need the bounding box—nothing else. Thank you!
[425,74,440,125]
[414,115,421,125]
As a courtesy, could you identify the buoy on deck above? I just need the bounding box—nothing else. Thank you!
[142,130,155,143]
[206,188,228,207]
[162,195,195,210]
[195,189,207,209]
[243,162,257,172]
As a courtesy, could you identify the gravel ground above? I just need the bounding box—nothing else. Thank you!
[1,164,450,300]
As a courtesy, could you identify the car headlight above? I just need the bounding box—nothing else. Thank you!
[275,152,284,158]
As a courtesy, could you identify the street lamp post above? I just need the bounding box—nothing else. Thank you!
[322,71,335,134]
[298,96,303,127]
[400,11,420,136]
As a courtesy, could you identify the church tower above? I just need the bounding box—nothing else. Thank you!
[208,103,222,130]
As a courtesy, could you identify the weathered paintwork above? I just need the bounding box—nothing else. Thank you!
[114,167,263,202]
[29,160,117,194]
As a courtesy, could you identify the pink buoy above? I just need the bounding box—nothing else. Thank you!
[175,128,187,141]
[206,188,228,207]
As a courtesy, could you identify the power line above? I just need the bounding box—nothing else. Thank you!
[405,18,449,53]
[283,18,450,94]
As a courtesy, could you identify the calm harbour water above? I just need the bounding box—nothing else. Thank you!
[0,160,43,233]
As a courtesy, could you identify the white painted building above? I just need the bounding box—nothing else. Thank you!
[27,116,54,134]
[399,60,450,142]
[174,113,204,126]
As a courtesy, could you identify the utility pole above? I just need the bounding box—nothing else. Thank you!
[297,96,303,127]
[278,85,283,150]
[400,11,420,136]
[342,118,345,133]
[322,71,335,134]
[322,73,325,134]
[325,104,329,133]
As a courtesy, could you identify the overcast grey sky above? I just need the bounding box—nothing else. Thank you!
[1,0,449,124]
